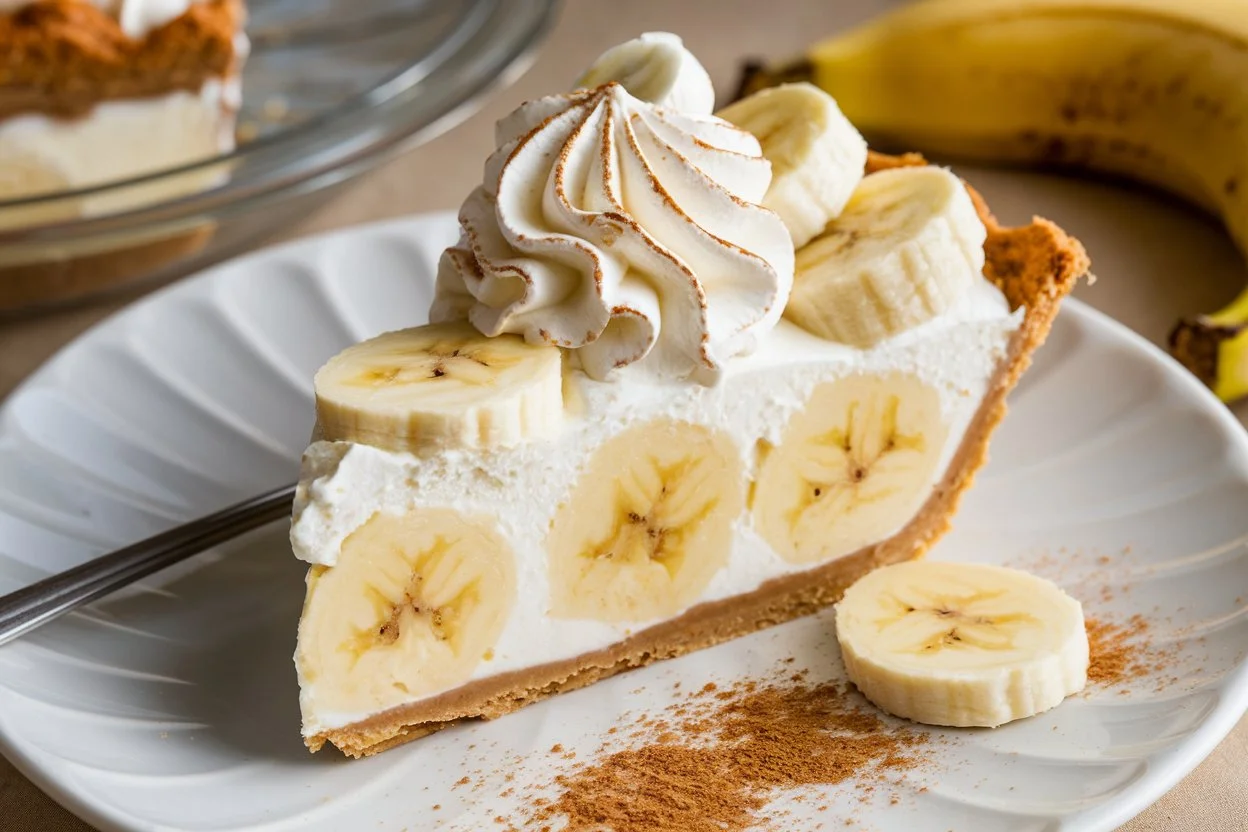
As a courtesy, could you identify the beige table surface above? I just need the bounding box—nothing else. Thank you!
[2,1,1246,829]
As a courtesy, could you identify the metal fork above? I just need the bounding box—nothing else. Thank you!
[0,483,296,647]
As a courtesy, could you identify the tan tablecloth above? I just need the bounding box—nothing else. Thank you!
[1,1,1245,829]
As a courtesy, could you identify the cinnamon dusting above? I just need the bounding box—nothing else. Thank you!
[524,677,929,831]
[1086,614,1178,687]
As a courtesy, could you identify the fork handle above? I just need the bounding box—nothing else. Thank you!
[0,483,297,647]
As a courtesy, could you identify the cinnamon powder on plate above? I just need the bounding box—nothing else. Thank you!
[1086,614,1177,686]
[525,677,929,832]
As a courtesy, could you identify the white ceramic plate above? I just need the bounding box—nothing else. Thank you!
[0,214,1245,832]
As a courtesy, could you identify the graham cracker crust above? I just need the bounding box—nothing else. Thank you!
[307,150,1091,758]
[0,0,244,121]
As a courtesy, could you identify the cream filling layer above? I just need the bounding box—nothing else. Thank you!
[0,78,238,229]
[292,279,1023,735]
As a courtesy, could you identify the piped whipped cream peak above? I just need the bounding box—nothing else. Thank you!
[573,31,715,115]
[430,32,795,385]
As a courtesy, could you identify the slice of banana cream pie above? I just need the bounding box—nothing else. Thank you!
[289,32,1089,758]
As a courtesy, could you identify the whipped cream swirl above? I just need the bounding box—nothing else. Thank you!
[430,34,794,384]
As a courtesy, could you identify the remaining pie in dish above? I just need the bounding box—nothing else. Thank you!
[0,0,247,309]
[0,0,246,214]
[288,32,1089,758]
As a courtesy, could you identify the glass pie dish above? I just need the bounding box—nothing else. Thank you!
[0,0,560,314]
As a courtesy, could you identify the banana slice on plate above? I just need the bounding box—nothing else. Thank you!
[753,372,949,565]
[549,419,745,623]
[297,507,518,716]
[717,82,868,249]
[785,165,987,348]
[314,321,563,454]
[836,560,1089,728]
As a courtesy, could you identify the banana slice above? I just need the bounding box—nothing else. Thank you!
[836,560,1089,728]
[549,419,745,622]
[784,165,987,348]
[753,372,948,564]
[314,321,564,454]
[297,507,517,717]
[717,83,868,249]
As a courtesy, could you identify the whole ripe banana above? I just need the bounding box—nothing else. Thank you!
[735,0,1248,402]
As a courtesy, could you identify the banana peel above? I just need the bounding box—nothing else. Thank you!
[732,0,1248,404]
